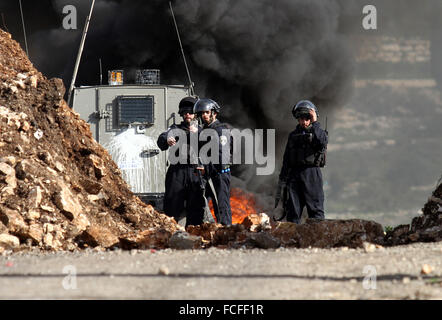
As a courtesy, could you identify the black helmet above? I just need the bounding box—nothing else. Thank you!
[292,100,318,119]
[193,98,221,114]
[178,96,197,116]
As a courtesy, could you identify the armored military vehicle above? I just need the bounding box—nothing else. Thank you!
[72,69,192,209]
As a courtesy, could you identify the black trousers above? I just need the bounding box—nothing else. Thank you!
[163,165,206,227]
[286,167,325,224]
[206,171,232,225]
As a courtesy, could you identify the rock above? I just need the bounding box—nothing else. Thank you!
[37,151,54,166]
[123,213,141,224]
[13,78,25,89]
[48,78,65,101]
[15,159,39,180]
[16,73,27,80]
[120,228,172,250]
[28,186,43,208]
[87,195,100,202]
[65,214,90,239]
[0,156,16,166]
[0,162,17,190]
[0,234,20,249]
[0,206,27,234]
[40,205,55,213]
[26,209,41,220]
[52,239,63,249]
[272,219,385,248]
[391,224,410,238]
[242,213,271,232]
[248,232,281,249]
[1,186,15,197]
[419,225,442,242]
[28,75,38,88]
[0,162,15,176]
[54,161,65,173]
[40,214,56,224]
[46,166,58,175]
[65,242,77,251]
[77,224,120,248]
[0,221,7,234]
[408,233,420,242]
[53,180,82,220]
[421,264,433,275]
[169,231,203,250]
[21,120,30,131]
[80,178,103,195]
[44,223,55,233]
[73,214,90,230]
[86,154,106,179]
[213,224,248,247]
[363,242,376,253]
[19,131,30,144]
[25,224,43,243]
[15,144,24,154]
[158,266,170,275]
[43,233,53,248]
[187,222,222,242]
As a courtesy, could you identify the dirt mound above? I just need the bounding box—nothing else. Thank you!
[0,29,180,253]
[386,180,442,245]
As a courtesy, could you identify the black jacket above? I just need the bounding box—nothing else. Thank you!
[279,121,328,181]
[202,119,232,174]
[157,121,202,165]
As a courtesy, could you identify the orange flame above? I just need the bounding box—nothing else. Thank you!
[209,187,261,224]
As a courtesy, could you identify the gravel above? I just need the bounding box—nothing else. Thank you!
[0,242,441,299]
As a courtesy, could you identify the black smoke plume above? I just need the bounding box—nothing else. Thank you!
[1,0,355,192]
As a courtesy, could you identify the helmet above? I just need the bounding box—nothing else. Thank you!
[178,96,197,116]
[292,100,318,119]
[193,98,221,114]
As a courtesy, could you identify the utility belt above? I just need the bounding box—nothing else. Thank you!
[169,163,196,169]
[214,164,231,174]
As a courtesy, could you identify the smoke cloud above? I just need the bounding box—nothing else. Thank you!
[2,0,355,194]
[31,0,354,129]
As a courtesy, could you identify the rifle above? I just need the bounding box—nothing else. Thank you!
[194,157,219,223]
[273,181,288,221]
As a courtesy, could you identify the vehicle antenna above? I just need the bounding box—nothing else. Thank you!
[169,2,195,96]
[18,0,29,57]
[67,0,96,106]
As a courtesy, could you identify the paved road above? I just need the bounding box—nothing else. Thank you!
[0,242,441,299]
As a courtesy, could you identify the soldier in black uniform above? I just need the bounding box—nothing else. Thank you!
[194,98,232,226]
[157,96,206,226]
[276,100,328,224]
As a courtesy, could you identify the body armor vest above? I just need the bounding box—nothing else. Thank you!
[288,131,326,167]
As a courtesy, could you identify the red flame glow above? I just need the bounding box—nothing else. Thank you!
[209,187,261,224]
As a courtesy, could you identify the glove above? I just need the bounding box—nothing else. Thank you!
[274,180,287,208]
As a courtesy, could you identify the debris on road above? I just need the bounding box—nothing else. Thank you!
[385,181,442,246]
